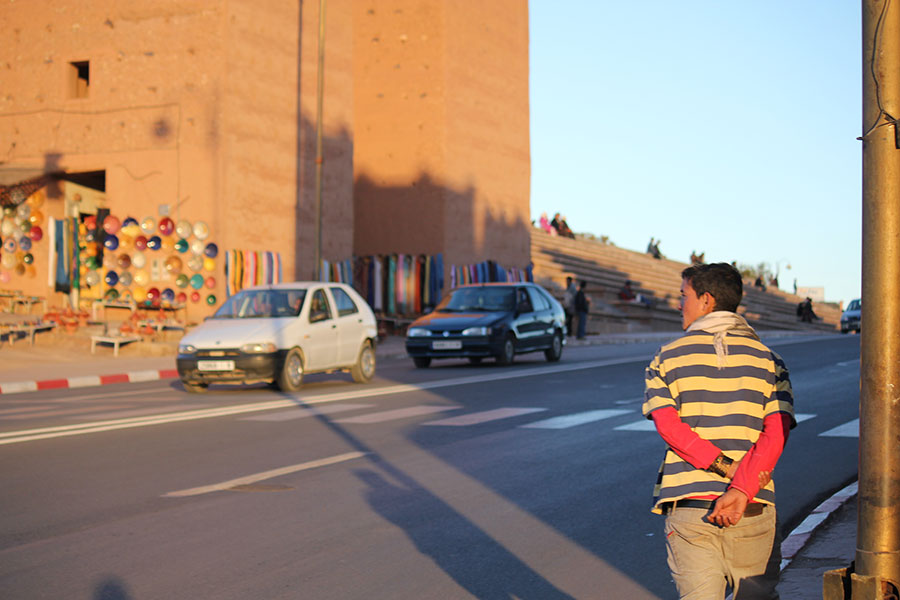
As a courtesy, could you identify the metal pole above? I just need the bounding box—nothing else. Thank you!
[857,0,900,595]
[312,0,326,281]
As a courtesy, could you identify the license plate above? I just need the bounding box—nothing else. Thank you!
[432,340,462,350]
[198,360,235,371]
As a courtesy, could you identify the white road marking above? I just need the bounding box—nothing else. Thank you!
[795,413,816,423]
[521,409,632,429]
[335,405,461,424]
[614,397,644,405]
[614,419,656,431]
[69,405,213,421]
[836,359,860,368]
[242,403,374,422]
[0,404,59,416]
[163,451,368,497]
[54,388,181,403]
[1,404,133,420]
[423,407,546,427]
[0,355,677,446]
[819,418,859,438]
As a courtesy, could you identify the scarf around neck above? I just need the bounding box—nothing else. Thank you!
[686,311,760,369]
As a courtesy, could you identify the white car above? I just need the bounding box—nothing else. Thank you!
[177,282,377,393]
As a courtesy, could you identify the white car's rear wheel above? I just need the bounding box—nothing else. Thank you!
[351,340,376,383]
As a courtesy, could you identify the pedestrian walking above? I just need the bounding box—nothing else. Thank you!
[643,262,796,599]
[563,276,577,336]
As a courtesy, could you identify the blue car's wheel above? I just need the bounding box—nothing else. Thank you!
[544,331,563,362]
[496,334,515,365]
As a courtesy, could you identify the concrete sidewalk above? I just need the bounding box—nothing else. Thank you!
[777,482,857,598]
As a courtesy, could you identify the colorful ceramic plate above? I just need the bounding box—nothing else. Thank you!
[175,220,192,239]
[193,221,209,240]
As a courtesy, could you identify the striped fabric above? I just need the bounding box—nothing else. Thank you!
[642,331,795,514]
[224,250,282,297]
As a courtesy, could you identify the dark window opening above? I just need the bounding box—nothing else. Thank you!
[69,61,90,98]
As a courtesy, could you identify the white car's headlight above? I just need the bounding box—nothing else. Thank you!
[462,326,491,336]
[241,342,277,354]
[407,327,431,337]
[179,344,197,354]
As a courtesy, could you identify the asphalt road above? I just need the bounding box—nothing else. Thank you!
[0,334,860,599]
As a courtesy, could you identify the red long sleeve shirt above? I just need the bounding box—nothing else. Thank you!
[651,406,791,501]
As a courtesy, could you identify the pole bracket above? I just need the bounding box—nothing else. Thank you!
[824,564,900,599]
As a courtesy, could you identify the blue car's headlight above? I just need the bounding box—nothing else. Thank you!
[462,326,491,336]
[407,327,431,337]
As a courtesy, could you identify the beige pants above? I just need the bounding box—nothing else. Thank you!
[664,505,781,600]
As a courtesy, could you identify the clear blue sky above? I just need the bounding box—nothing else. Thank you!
[529,1,862,306]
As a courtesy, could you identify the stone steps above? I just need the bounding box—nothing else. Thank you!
[530,228,840,334]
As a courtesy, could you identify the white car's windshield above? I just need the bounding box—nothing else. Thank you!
[213,289,307,319]
[437,287,515,312]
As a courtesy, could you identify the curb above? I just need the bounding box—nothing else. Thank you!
[0,369,179,395]
[780,481,858,570]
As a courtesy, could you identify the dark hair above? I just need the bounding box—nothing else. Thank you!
[681,262,742,312]
[579,280,587,289]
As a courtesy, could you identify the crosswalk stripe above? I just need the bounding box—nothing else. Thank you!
[614,397,644,405]
[334,405,460,424]
[615,419,656,431]
[819,419,859,438]
[522,409,633,429]
[795,413,816,423]
[423,408,547,427]
[242,403,374,422]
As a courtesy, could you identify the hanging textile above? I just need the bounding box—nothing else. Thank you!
[48,217,57,287]
[70,217,80,291]
[395,254,405,314]
[422,255,430,309]
[347,252,449,315]
[53,217,71,293]
[373,257,383,311]
[225,250,282,296]
[387,255,396,315]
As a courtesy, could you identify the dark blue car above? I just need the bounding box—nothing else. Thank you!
[405,282,566,368]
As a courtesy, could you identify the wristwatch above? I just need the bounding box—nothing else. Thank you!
[707,453,734,478]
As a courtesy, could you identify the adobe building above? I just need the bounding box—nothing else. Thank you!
[0,0,530,321]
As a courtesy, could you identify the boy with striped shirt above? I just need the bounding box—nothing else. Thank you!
[643,262,795,599]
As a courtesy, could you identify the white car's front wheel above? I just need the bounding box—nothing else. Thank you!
[277,348,305,391]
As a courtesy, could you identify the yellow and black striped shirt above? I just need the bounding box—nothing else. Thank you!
[642,331,795,514]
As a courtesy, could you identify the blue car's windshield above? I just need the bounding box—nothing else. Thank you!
[213,289,307,319]
[437,287,515,312]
